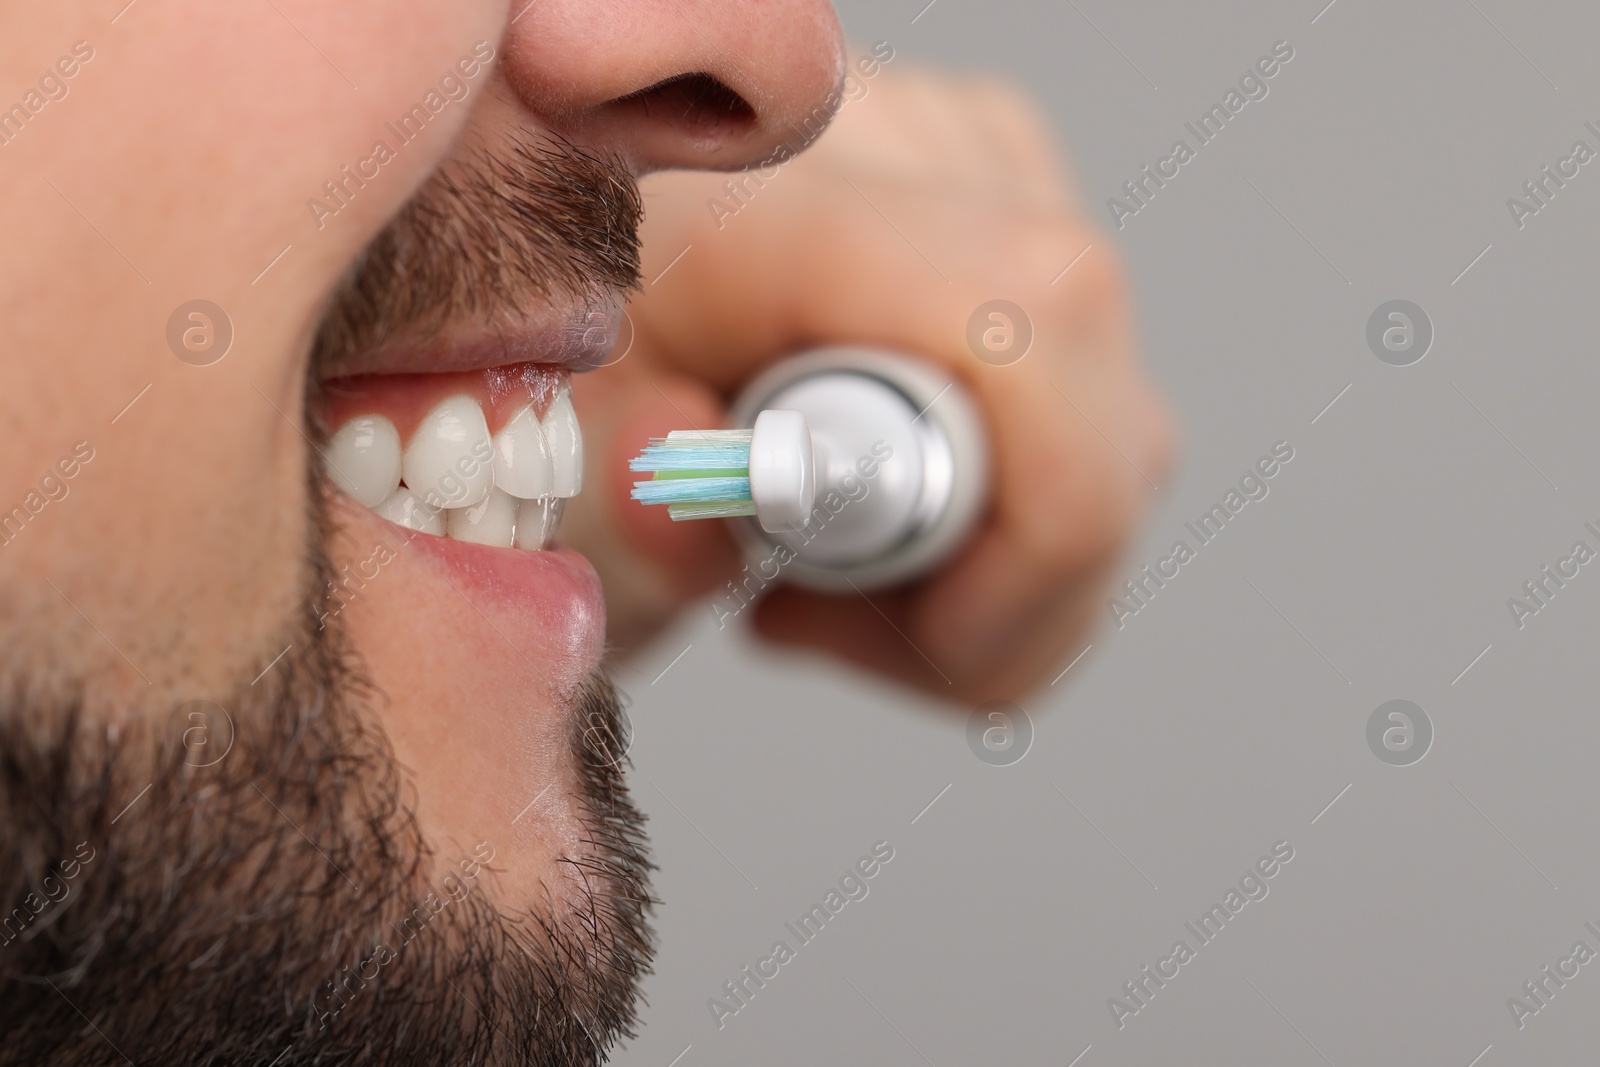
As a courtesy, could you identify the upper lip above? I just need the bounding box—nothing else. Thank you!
[318,293,627,380]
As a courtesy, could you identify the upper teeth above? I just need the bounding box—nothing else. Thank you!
[325,389,581,550]
[403,395,496,509]
[542,392,583,498]
[325,416,404,509]
[491,406,554,499]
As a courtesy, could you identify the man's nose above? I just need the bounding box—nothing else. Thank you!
[501,0,846,173]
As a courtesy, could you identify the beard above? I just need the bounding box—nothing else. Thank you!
[1,127,655,1066]
[0,412,653,1067]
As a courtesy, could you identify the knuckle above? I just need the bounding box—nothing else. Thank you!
[977,231,1128,357]
[1056,238,1128,310]
[1023,226,1125,300]
[975,218,1095,304]
[1011,381,1171,575]
[1142,391,1181,487]
[1007,428,1139,573]
[1037,238,1134,367]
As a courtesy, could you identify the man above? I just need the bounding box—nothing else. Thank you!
[0,1,1170,1063]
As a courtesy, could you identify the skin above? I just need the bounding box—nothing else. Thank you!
[0,0,1171,1046]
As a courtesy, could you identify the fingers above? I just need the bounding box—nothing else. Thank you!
[752,584,946,696]
[907,509,1122,701]
[753,544,1115,704]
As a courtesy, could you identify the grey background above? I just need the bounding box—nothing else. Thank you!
[615,1,1600,1064]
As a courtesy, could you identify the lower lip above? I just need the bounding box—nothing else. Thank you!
[395,520,606,669]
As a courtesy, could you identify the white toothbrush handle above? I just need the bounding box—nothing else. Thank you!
[730,347,990,592]
[746,409,815,534]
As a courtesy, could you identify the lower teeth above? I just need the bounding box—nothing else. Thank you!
[374,487,446,536]
[513,497,565,551]
[438,488,566,550]
[373,486,565,550]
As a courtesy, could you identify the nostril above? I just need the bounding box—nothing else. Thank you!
[612,72,756,132]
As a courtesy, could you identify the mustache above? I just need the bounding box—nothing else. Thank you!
[312,132,643,378]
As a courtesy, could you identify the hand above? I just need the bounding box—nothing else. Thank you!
[565,61,1175,703]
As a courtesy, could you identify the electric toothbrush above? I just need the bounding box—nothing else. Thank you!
[630,346,989,591]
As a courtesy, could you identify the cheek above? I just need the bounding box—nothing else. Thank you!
[0,3,503,696]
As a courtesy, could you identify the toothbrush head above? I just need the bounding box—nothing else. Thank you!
[630,409,815,532]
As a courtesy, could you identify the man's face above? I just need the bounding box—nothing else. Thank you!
[0,2,842,1062]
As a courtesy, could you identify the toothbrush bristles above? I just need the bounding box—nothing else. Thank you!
[629,428,758,520]
[629,429,753,473]
[632,476,751,505]
[668,500,759,520]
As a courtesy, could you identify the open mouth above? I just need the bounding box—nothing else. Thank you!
[313,293,625,556]
[307,296,622,692]
[320,361,582,551]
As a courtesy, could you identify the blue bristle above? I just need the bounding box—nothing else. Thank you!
[631,476,752,505]
[629,441,751,472]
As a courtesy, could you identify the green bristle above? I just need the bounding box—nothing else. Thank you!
[652,468,748,480]
[668,499,758,520]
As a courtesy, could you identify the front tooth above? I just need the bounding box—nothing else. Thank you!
[402,395,495,509]
[325,415,403,507]
[492,405,554,499]
[541,392,583,499]
[515,497,566,551]
[374,487,445,535]
[447,488,519,547]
